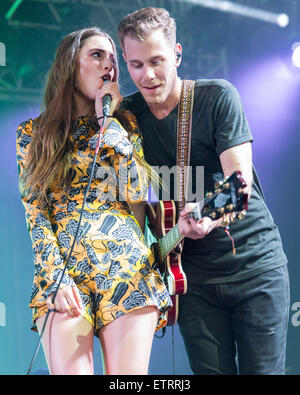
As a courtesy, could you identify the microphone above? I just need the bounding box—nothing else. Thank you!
[102,79,112,117]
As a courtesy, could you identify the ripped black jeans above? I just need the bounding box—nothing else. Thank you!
[178,265,290,375]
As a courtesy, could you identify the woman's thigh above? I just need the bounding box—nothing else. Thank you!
[99,305,159,375]
[36,312,94,375]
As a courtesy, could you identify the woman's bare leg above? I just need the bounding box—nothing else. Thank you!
[36,312,94,375]
[99,306,160,375]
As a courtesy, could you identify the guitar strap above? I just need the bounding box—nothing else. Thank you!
[176,79,195,233]
[176,80,237,257]
[163,80,195,368]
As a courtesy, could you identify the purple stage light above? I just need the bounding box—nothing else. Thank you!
[234,56,300,157]
[292,43,300,68]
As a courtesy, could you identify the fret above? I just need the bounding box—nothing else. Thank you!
[157,191,220,259]
[159,224,183,258]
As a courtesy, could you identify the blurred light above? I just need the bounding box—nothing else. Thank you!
[177,0,289,27]
[5,0,23,20]
[235,57,300,152]
[292,43,300,69]
[277,13,289,28]
[18,64,33,77]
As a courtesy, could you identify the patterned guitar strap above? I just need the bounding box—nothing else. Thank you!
[176,80,236,256]
[176,79,195,254]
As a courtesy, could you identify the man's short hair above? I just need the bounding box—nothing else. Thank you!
[118,7,176,49]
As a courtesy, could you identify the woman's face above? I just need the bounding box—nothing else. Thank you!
[74,35,116,106]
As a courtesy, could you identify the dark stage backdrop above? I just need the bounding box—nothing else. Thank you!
[0,0,299,375]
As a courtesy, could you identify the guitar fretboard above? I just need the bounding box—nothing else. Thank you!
[157,196,214,259]
[154,171,247,265]
[159,223,183,259]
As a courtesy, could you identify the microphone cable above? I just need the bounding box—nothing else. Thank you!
[26,114,109,375]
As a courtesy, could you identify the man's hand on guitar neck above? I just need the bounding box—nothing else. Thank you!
[178,203,223,240]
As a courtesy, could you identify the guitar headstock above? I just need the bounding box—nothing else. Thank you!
[193,171,248,222]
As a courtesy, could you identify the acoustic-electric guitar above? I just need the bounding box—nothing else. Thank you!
[146,171,248,325]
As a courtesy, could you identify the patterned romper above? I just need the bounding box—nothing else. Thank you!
[16,114,172,336]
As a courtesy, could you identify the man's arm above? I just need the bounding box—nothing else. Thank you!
[178,141,253,239]
[219,141,253,198]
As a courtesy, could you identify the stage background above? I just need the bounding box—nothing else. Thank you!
[0,0,299,375]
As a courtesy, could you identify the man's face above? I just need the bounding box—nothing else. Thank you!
[122,29,180,106]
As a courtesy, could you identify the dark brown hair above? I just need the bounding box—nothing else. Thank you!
[25,27,119,202]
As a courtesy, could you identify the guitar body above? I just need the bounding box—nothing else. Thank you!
[147,201,187,326]
[168,295,179,327]
[146,171,249,327]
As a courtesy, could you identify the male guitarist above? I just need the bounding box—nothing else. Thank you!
[117,7,289,375]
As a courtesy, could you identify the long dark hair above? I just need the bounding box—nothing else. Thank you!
[25,27,119,202]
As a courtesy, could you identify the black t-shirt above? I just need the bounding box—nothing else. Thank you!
[121,79,287,284]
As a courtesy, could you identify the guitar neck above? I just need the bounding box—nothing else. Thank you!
[154,171,248,262]
[158,223,184,259]
[157,198,210,259]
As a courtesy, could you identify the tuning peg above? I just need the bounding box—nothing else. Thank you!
[237,210,247,220]
[230,213,236,222]
[221,214,230,227]
[214,180,223,189]
[221,212,237,228]
[205,191,213,198]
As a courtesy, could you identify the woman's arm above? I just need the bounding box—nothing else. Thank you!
[16,120,80,313]
[99,116,149,201]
